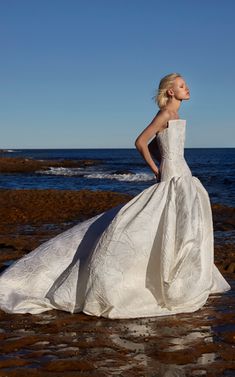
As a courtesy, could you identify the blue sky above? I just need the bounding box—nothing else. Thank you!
[0,0,234,148]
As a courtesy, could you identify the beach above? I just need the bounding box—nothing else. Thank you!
[0,156,234,376]
[2,0,235,374]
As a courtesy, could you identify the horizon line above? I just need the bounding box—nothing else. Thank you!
[1,146,235,150]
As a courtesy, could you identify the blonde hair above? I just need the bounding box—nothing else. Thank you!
[154,73,182,109]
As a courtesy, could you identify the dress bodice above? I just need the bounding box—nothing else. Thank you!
[156,119,186,160]
[156,119,192,182]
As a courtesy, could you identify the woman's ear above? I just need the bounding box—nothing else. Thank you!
[167,88,174,97]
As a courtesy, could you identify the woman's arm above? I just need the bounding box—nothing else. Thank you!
[135,110,170,178]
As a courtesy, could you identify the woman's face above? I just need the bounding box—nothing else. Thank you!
[170,77,190,101]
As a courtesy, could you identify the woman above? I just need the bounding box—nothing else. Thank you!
[135,73,190,181]
[0,73,231,319]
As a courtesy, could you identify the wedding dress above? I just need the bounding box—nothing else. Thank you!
[0,119,231,318]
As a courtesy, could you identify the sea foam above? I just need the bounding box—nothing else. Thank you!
[36,167,153,182]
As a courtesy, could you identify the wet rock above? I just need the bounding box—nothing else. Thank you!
[225,262,235,273]
[0,188,234,376]
[0,156,101,173]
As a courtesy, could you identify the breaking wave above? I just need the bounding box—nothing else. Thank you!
[36,167,153,182]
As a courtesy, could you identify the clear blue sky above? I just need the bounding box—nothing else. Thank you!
[1,0,234,148]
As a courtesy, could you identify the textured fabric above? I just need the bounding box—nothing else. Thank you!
[0,119,231,318]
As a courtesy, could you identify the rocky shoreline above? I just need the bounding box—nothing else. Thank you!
[0,156,101,173]
[0,188,132,268]
[0,188,234,275]
[0,156,234,376]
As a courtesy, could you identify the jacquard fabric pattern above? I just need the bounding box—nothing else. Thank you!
[0,120,231,318]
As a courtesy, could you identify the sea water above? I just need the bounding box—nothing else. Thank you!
[0,148,234,207]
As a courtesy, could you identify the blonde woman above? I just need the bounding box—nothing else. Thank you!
[135,73,190,181]
[0,73,231,318]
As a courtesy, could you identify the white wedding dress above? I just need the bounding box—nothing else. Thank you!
[0,119,231,318]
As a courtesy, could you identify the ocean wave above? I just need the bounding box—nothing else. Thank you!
[36,167,154,182]
[36,167,84,176]
[86,172,154,182]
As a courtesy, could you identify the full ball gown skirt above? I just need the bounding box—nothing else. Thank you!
[0,119,231,318]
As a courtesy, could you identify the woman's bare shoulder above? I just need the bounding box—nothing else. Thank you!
[157,109,179,120]
[156,109,177,121]
[155,109,180,130]
[153,109,172,128]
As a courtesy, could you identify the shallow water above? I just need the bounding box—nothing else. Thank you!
[0,279,234,377]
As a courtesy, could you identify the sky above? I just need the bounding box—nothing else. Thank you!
[0,0,235,148]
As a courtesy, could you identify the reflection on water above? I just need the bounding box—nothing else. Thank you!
[165,327,213,352]
[197,352,217,364]
[107,321,215,376]
[0,283,233,376]
[158,365,187,377]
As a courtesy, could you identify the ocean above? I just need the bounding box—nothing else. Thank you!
[1,148,235,207]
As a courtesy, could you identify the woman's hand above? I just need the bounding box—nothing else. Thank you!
[154,169,161,182]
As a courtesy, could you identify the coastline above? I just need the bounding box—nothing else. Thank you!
[0,187,234,275]
[0,155,234,275]
[0,188,132,269]
[0,156,234,376]
[0,156,101,173]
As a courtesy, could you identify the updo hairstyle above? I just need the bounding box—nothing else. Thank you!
[154,73,182,109]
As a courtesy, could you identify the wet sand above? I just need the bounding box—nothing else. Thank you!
[0,160,234,375]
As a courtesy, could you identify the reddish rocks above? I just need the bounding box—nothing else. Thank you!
[0,189,132,266]
[0,156,100,173]
[0,167,234,375]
